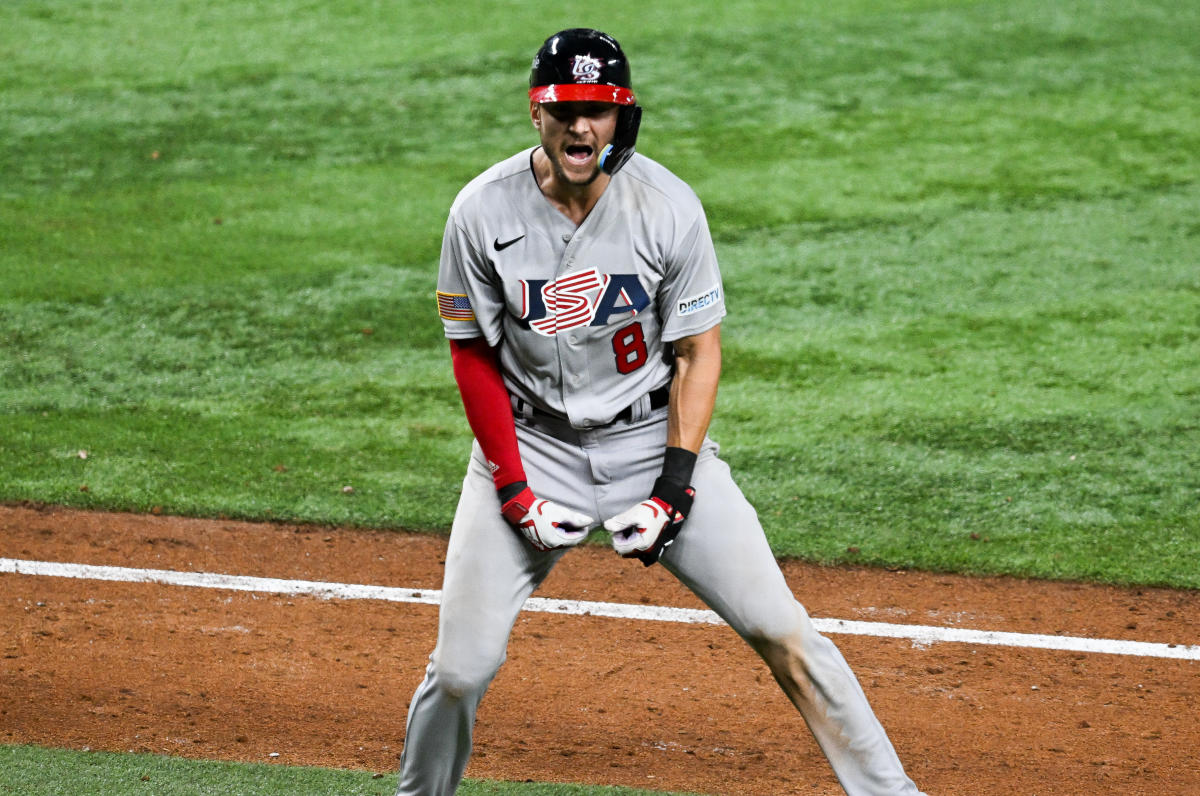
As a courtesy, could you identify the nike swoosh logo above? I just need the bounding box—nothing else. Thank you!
[493,235,525,251]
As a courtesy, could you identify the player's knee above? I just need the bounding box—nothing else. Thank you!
[735,599,810,649]
[431,651,506,700]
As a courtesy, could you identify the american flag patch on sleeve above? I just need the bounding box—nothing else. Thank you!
[436,291,475,321]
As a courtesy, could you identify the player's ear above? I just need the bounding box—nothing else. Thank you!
[530,101,541,130]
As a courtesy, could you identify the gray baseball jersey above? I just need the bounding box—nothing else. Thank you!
[436,148,725,427]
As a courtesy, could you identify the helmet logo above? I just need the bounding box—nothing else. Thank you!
[571,54,604,83]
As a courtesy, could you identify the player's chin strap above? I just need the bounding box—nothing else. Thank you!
[598,104,643,175]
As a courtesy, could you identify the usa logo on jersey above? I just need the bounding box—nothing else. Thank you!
[517,268,650,336]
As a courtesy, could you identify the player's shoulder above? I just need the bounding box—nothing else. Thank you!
[617,153,705,215]
[448,148,536,218]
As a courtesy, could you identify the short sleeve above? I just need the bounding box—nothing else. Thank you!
[436,214,505,345]
[657,210,726,342]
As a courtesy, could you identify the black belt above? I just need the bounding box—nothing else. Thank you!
[517,385,670,426]
[614,384,671,422]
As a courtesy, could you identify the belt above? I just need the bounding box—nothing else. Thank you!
[515,384,670,427]
[614,384,670,422]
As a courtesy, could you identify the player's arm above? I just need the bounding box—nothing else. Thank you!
[605,324,721,565]
[448,337,526,492]
[449,337,592,550]
[667,324,722,453]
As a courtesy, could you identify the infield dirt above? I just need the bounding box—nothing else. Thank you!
[2,503,1198,794]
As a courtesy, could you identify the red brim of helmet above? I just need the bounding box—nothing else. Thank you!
[529,84,636,105]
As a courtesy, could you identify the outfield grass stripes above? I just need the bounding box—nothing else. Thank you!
[3,557,1197,662]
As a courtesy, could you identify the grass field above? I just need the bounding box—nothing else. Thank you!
[1,0,1197,789]
[0,745,698,796]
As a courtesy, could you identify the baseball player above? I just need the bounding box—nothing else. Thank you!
[399,28,925,796]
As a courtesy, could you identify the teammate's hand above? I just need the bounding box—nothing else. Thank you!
[500,485,594,551]
[604,478,695,566]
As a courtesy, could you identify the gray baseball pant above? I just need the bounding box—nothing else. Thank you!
[395,409,923,795]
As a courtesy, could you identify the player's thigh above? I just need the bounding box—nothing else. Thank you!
[434,445,564,680]
[661,453,804,643]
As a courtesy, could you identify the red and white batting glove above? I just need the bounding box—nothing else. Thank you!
[500,484,593,551]
[604,477,695,566]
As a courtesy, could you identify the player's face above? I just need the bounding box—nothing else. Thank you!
[532,101,619,187]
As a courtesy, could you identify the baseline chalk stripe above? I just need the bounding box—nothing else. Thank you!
[3,558,1198,661]
[809,618,1200,660]
[0,558,441,607]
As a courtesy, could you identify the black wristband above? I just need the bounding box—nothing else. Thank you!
[497,480,528,504]
[651,476,694,520]
[660,446,697,485]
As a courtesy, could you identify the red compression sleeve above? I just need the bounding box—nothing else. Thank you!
[448,338,527,491]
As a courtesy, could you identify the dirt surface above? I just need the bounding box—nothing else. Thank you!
[2,503,1198,794]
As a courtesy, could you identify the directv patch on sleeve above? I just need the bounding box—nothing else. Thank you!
[676,285,722,316]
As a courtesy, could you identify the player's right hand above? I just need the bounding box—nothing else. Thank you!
[500,485,594,551]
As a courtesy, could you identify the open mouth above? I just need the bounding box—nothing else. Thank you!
[565,144,594,164]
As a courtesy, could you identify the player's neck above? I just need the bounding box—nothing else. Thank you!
[532,147,610,227]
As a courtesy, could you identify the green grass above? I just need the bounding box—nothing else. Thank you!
[2,0,1198,597]
[0,745,697,796]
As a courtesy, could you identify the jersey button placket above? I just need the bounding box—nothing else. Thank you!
[556,237,581,422]
[559,335,587,420]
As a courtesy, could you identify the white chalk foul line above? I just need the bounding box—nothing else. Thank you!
[3,557,1198,661]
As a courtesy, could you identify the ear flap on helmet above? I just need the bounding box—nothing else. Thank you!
[599,104,642,175]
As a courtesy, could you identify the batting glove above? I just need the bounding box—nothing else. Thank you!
[604,476,695,566]
[500,484,594,551]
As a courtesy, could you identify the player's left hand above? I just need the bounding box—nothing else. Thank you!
[501,485,594,551]
[604,478,695,566]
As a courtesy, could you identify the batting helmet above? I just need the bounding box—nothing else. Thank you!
[529,28,643,175]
